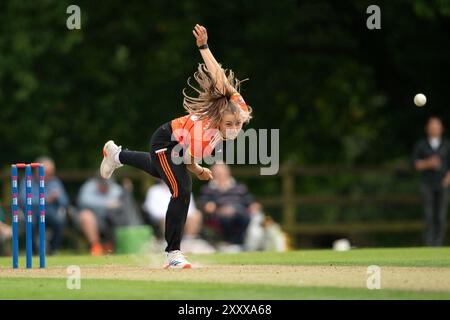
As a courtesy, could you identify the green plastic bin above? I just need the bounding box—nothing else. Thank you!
[115,225,153,254]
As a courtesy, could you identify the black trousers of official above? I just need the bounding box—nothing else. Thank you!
[119,123,191,252]
[421,184,448,246]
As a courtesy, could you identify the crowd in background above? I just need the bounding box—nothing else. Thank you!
[2,115,449,255]
[0,160,287,256]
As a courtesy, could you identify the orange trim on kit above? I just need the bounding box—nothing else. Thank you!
[157,152,179,198]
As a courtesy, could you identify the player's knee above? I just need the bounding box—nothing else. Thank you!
[175,185,191,199]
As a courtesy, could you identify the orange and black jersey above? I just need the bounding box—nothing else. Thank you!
[170,92,249,161]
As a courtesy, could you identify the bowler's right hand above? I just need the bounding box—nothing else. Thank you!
[193,24,208,47]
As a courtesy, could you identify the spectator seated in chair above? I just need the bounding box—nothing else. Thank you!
[199,163,259,250]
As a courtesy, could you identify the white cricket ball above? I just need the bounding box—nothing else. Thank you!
[414,93,427,107]
[333,238,351,252]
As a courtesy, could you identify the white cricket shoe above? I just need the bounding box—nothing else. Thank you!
[164,250,192,269]
[100,140,123,179]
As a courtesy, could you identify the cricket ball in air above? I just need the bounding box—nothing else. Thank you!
[414,93,427,107]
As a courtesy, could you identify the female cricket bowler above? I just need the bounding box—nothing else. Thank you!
[100,24,252,268]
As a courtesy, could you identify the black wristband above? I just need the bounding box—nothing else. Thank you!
[198,44,209,50]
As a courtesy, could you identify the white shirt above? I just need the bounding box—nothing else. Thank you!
[429,137,441,150]
[143,183,197,220]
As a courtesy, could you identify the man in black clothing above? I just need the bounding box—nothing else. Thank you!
[413,117,450,246]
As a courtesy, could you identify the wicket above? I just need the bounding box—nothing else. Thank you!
[11,163,46,269]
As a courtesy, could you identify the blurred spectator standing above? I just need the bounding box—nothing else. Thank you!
[143,180,214,253]
[77,176,125,255]
[413,117,450,246]
[19,157,69,255]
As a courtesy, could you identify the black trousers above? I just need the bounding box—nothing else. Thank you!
[119,122,192,252]
[421,184,448,246]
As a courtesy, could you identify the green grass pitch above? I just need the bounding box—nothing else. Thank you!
[1,247,450,299]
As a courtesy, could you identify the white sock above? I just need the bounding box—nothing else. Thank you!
[114,151,122,165]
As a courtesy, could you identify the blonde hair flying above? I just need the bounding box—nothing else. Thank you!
[182,63,252,128]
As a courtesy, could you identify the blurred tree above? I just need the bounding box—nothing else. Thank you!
[0,0,449,169]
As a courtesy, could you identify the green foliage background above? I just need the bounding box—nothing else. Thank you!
[1,0,449,168]
[1,0,450,247]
